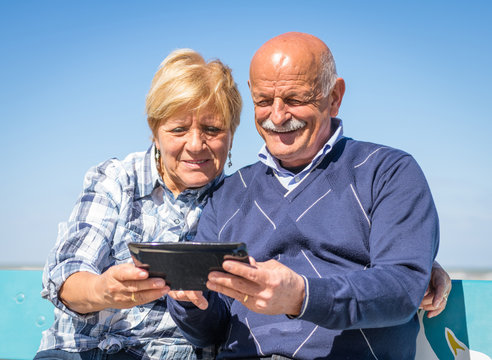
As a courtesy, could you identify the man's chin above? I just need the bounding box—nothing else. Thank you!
[264,131,302,147]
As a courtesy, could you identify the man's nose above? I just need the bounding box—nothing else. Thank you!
[270,98,291,125]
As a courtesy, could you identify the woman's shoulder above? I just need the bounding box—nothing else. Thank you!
[82,149,151,194]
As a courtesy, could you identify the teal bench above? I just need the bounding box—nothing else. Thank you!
[0,270,491,359]
[0,270,54,360]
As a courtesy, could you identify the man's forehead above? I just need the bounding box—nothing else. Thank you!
[250,79,317,95]
[271,52,291,68]
[249,66,323,98]
[250,50,321,89]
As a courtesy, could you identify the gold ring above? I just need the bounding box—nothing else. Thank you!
[131,292,137,303]
[243,294,248,303]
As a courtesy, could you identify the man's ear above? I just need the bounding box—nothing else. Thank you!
[329,78,345,117]
[247,79,251,90]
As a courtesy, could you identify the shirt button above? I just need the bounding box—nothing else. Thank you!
[295,176,300,182]
[174,219,180,224]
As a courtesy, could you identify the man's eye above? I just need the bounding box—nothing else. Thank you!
[170,127,186,133]
[285,99,303,106]
[255,100,272,107]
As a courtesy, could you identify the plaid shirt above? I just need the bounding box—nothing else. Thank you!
[38,145,219,359]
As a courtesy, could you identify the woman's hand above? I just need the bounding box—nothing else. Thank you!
[168,290,209,310]
[419,261,452,318]
[59,263,170,314]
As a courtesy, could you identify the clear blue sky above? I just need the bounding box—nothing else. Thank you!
[1,0,491,269]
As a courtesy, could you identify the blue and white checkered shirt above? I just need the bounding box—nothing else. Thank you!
[38,145,219,359]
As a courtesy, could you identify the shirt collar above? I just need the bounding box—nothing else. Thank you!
[258,118,344,178]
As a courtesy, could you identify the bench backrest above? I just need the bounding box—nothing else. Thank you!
[0,271,490,359]
[0,270,53,360]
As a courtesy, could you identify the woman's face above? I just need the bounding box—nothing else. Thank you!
[154,110,232,195]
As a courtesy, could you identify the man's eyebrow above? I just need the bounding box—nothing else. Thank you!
[251,91,271,99]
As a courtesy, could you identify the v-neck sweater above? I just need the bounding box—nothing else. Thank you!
[169,137,439,360]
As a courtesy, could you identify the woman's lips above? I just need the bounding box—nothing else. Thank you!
[182,159,210,168]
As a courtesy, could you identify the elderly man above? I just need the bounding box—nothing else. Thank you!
[168,32,447,359]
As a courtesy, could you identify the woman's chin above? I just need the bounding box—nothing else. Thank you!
[182,174,217,190]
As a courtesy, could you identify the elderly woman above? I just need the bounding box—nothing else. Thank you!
[34,49,241,360]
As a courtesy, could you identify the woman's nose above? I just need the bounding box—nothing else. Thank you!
[186,129,205,152]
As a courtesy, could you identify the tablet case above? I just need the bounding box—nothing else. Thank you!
[128,242,249,290]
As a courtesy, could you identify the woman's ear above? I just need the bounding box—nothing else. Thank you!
[153,138,160,151]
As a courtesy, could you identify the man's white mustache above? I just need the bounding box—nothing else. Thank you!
[261,118,306,133]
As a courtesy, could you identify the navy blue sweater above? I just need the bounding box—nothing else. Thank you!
[168,138,439,359]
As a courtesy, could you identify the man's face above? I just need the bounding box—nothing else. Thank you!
[249,52,343,169]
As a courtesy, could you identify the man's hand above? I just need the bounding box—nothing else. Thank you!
[419,261,452,318]
[206,257,305,316]
[59,263,170,314]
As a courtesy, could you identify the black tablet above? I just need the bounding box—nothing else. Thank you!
[128,242,249,290]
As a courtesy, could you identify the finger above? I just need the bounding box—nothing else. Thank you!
[426,306,446,318]
[222,259,263,284]
[168,290,182,300]
[110,263,149,282]
[168,290,208,309]
[185,290,209,310]
[208,270,258,296]
[129,288,169,306]
[124,277,168,293]
[420,292,434,306]
[206,279,248,305]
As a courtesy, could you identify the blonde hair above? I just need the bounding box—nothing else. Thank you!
[146,49,242,137]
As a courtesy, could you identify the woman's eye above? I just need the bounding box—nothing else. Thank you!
[204,126,221,134]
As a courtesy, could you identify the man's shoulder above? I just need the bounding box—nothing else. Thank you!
[341,138,413,169]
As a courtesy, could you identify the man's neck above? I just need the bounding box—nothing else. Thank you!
[281,163,309,174]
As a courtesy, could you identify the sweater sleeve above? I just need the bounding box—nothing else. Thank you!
[167,194,233,346]
[297,154,439,329]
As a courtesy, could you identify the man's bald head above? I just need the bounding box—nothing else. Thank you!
[250,32,337,97]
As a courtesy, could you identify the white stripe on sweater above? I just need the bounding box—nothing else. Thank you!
[254,200,276,230]
[354,147,386,168]
[218,208,240,241]
[360,329,380,360]
[245,317,265,356]
[296,189,332,222]
[238,169,248,188]
[292,325,319,358]
[350,184,371,228]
